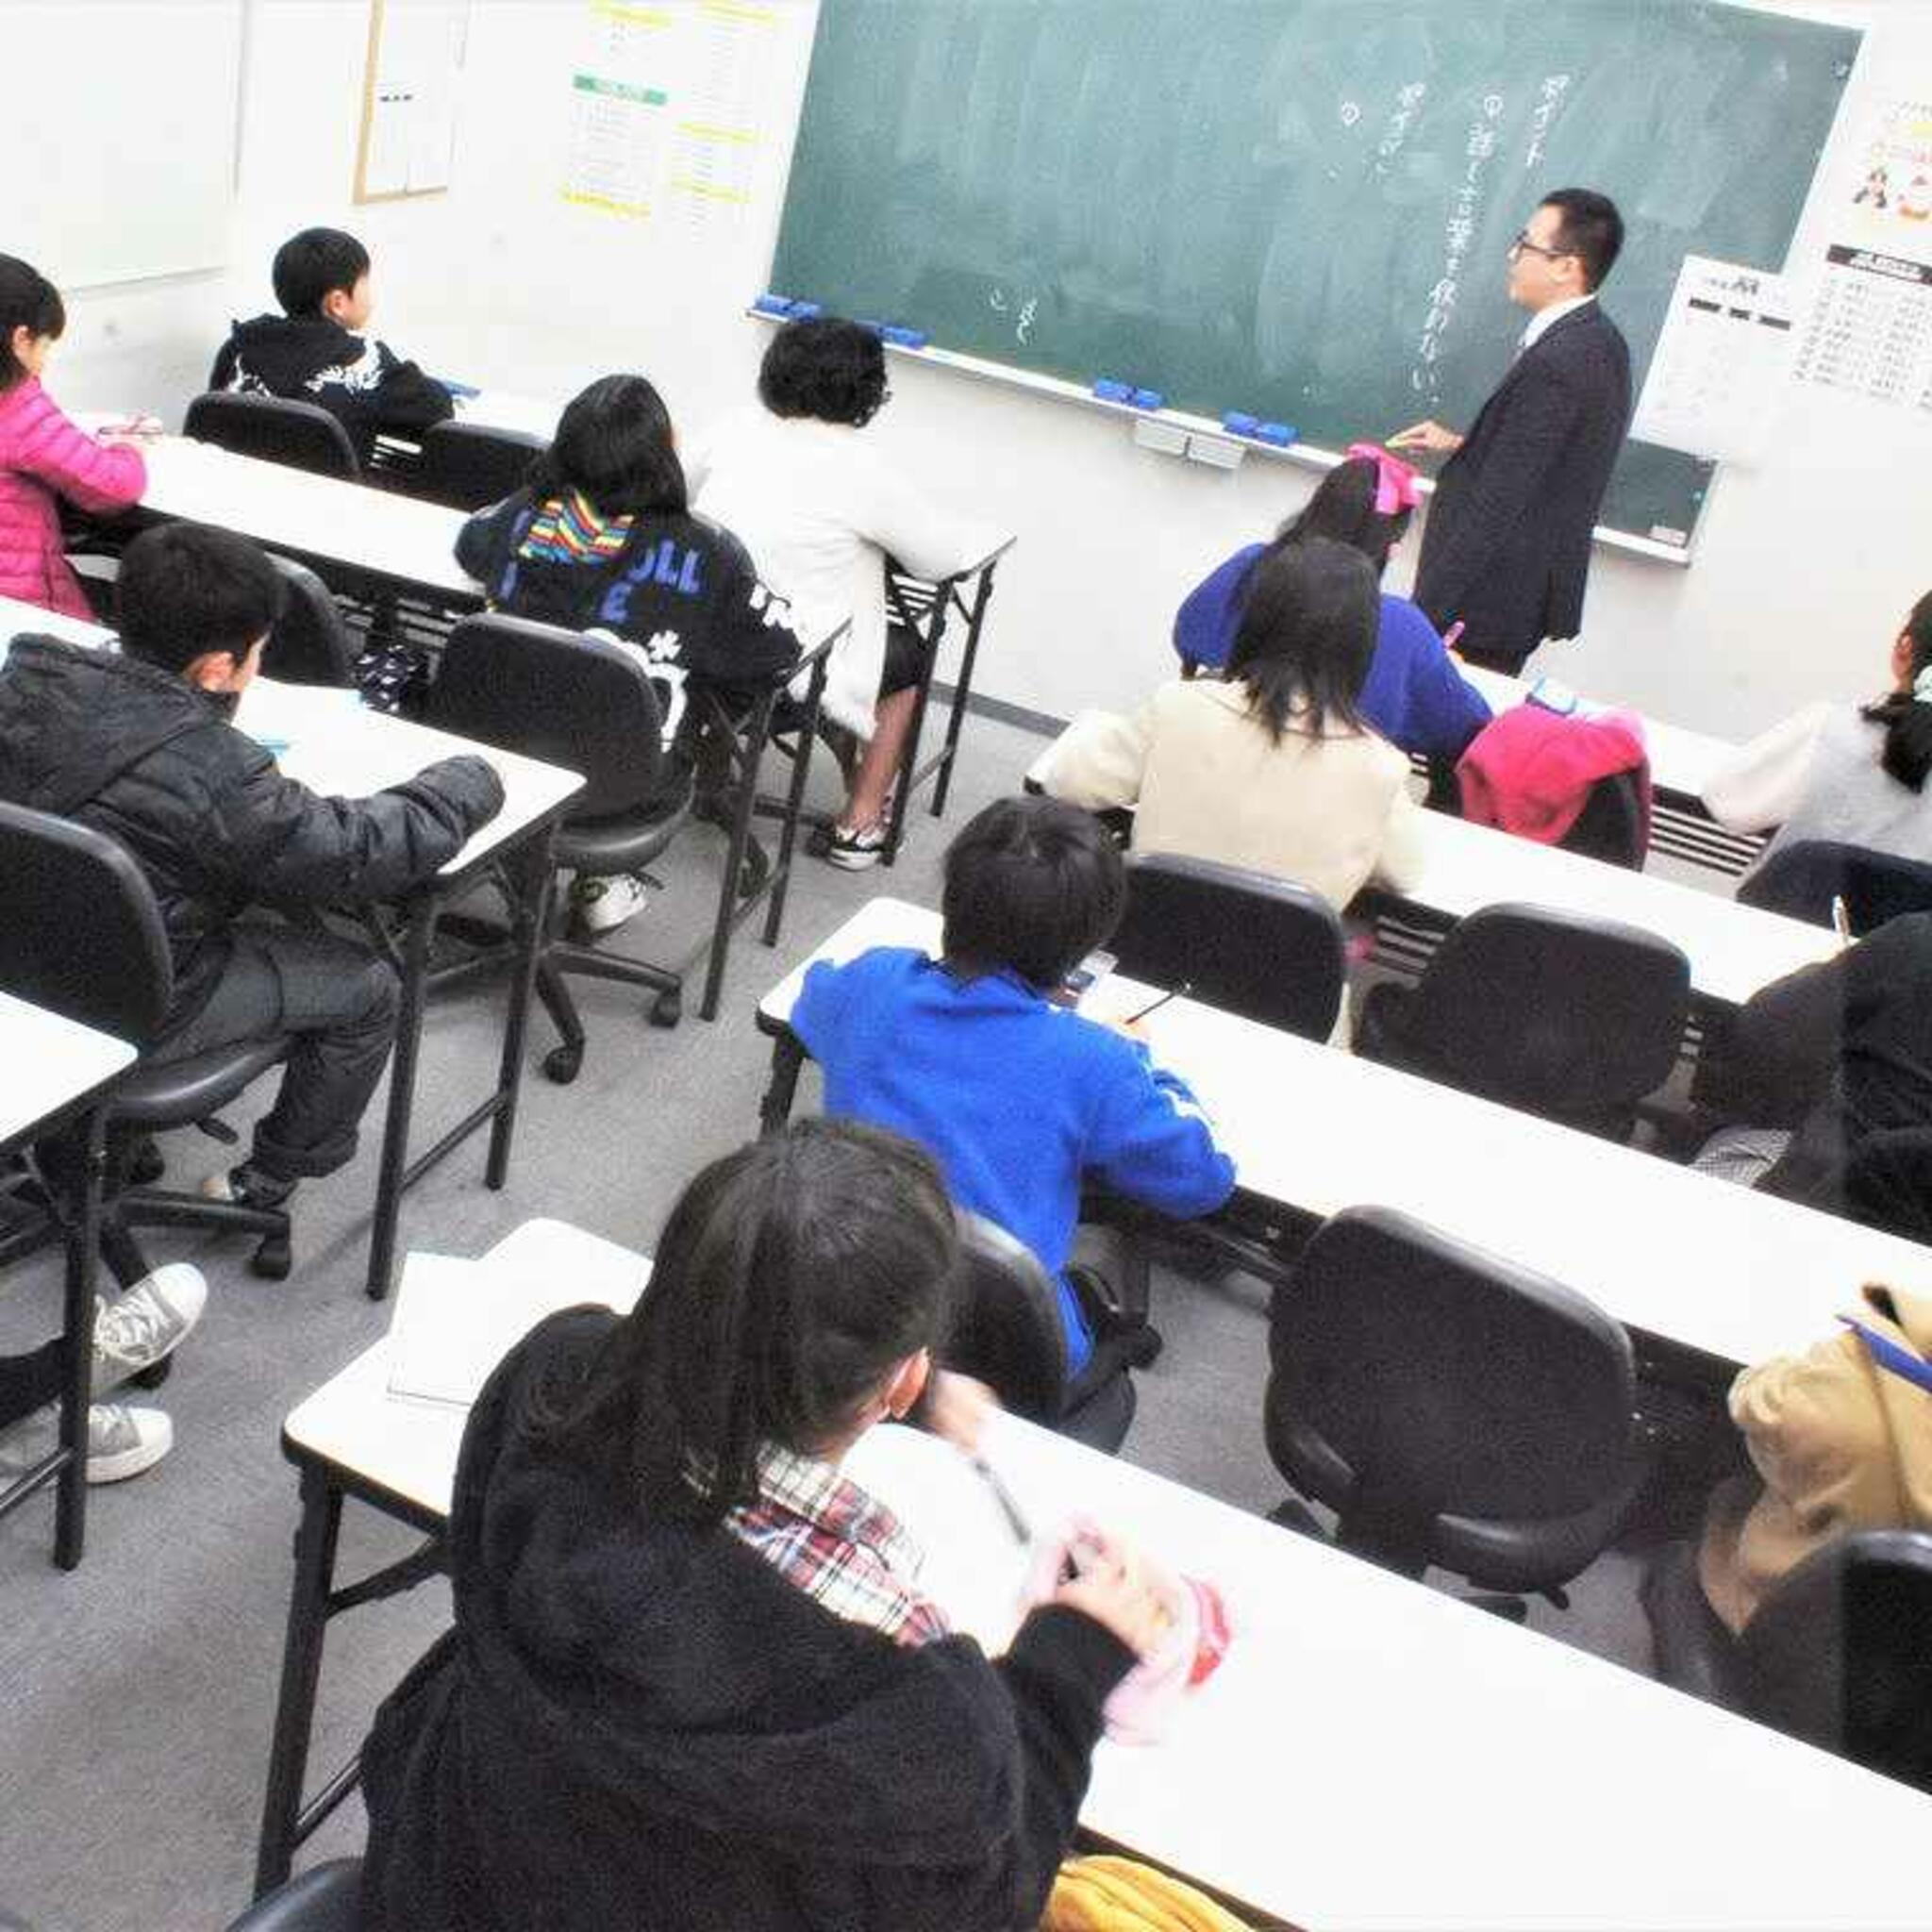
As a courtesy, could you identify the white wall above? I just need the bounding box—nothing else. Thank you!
[90,0,1932,738]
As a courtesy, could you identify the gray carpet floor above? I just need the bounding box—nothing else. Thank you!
[0,704,1661,1932]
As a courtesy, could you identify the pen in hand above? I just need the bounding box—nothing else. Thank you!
[1124,981,1192,1025]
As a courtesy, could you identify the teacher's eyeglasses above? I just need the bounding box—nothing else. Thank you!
[1508,230,1574,261]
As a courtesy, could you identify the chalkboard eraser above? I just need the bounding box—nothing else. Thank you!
[1129,387,1165,411]
[1223,410,1260,437]
[790,302,824,320]
[883,325,929,349]
[752,293,795,318]
[1256,421,1297,447]
[1092,378,1135,405]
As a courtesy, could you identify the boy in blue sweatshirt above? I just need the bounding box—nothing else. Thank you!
[791,796,1236,1375]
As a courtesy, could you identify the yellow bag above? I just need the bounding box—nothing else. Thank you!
[1042,1854,1255,1932]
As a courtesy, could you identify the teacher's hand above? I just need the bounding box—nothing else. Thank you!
[1389,419,1464,456]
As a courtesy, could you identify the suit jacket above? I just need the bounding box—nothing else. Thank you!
[1413,302,1630,674]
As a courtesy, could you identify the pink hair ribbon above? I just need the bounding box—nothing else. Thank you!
[1345,441,1421,514]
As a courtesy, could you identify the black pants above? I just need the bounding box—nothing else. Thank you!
[154,925,400,1182]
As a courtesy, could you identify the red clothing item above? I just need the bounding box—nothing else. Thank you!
[0,376,146,618]
[1457,703,1652,847]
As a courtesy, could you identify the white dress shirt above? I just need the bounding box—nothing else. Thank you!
[1518,292,1596,355]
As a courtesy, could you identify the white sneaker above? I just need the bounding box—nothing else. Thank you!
[87,1402,173,1483]
[92,1263,208,1392]
[573,871,649,935]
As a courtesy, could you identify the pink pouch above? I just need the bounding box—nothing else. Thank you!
[1021,1518,1232,1745]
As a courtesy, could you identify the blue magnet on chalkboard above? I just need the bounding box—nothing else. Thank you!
[883,325,929,349]
[1256,422,1297,447]
[790,302,823,320]
[1223,410,1260,437]
[1130,388,1165,411]
[752,293,795,318]
[1092,378,1135,405]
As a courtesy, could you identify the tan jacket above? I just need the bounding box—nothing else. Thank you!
[1698,1282,1932,1634]
[1029,679,1422,912]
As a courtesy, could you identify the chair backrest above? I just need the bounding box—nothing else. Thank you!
[223,1858,363,1932]
[1380,902,1689,1134]
[415,420,548,511]
[1559,769,1647,870]
[942,1211,1069,1425]
[1265,1205,1636,1560]
[1740,1529,1932,1792]
[426,612,665,823]
[0,800,172,1043]
[263,555,357,688]
[184,391,360,481]
[1109,852,1345,1041]
[1739,839,1932,935]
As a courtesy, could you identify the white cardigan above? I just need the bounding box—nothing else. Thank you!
[687,408,1005,739]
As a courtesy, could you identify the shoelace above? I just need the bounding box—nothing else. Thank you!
[93,1291,172,1361]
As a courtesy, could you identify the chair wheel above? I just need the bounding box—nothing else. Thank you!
[542,1043,584,1085]
[126,1353,174,1391]
[250,1235,292,1280]
[650,991,682,1028]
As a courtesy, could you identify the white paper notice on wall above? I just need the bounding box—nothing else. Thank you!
[1630,257,1798,464]
[357,0,470,201]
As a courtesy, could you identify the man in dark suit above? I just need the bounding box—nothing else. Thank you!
[1391,189,1631,676]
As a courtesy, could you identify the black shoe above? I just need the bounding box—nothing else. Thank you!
[199,1162,298,1211]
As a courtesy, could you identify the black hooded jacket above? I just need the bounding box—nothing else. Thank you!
[358,1308,1134,1932]
[209,314,454,463]
[0,637,503,1026]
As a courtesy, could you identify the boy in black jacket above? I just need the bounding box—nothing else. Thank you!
[0,522,504,1215]
[209,227,453,464]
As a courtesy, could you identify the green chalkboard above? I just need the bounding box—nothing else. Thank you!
[770,0,1860,551]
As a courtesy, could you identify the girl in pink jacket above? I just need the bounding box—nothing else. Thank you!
[0,256,147,620]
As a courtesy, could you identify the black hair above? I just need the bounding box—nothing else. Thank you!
[1227,536,1378,742]
[1541,189,1624,291]
[758,316,888,427]
[525,1121,958,1524]
[941,794,1126,990]
[116,523,285,674]
[271,228,372,318]
[1272,456,1411,579]
[0,255,64,393]
[529,374,686,517]
[1861,591,1932,793]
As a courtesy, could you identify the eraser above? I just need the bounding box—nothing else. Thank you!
[752,293,794,318]
[1256,422,1297,447]
[790,302,824,320]
[1223,410,1259,436]
[1092,378,1135,405]
[1129,387,1165,411]
[883,325,929,349]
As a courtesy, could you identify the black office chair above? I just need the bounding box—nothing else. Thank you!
[1557,768,1648,869]
[1356,902,1690,1141]
[0,803,293,1284]
[1644,1530,1932,1794]
[946,1211,1137,1454]
[1109,852,1345,1040]
[184,392,361,481]
[225,1858,362,1932]
[264,556,358,688]
[425,613,694,1081]
[1739,840,1932,934]
[1265,1205,1640,1610]
[413,420,547,510]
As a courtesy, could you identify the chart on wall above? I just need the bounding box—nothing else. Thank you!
[769,0,1863,553]
[561,0,789,231]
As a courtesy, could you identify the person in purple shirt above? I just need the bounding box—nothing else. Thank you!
[1173,446,1491,763]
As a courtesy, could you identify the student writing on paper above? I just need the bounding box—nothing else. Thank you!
[1702,591,1932,880]
[358,1121,1168,1932]
[1173,446,1491,762]
[0,255,147,622]
[1031,539,1423,912]
[456,373,802,936]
